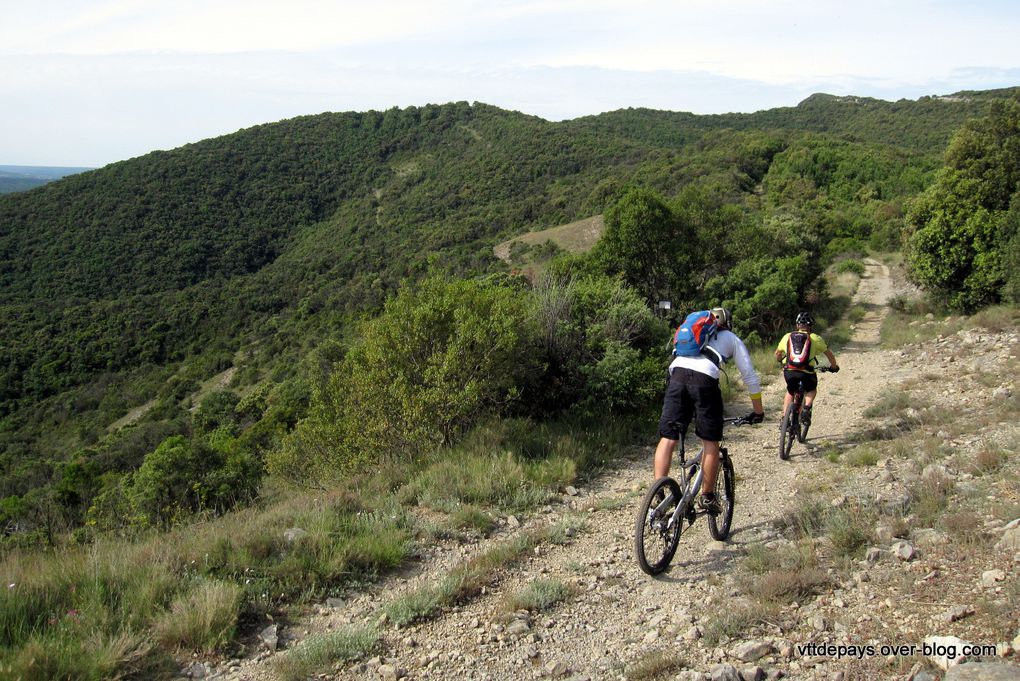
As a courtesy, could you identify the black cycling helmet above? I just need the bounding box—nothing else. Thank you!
[711,307,732,329]
[795,311,814,327]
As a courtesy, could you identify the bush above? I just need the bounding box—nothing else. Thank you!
[271,275,543,483]
[127,434,259,526]
[528,273,664,416]
[834,258,866,276]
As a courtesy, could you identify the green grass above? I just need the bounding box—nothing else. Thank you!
[825,504,876,559]
[834,259,866,276]
[272,627,380,681]
[700,601,774,646]
[153,579,242,651]
[504,578,574,613]
[624,648,688,680]
[881,300,1020,349]
[383,520,579,627]
[862,391,924,418]
[0,413,639,678]
[741,540,831,605]
[0,490,412,679]
[777,494,875,560]
[907,470,956,527]
[446,505,496,534]
[844,445,880,467]
[967,442,1009,476]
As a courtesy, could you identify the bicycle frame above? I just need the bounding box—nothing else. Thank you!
[652,445,703,531]
[652,433,730,531]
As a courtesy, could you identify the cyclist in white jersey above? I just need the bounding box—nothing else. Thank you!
[654,307,764,514]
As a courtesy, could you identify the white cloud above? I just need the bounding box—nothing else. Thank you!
[1,0,1019,165]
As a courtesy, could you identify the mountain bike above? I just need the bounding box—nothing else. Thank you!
[778,366,834,460]
[634,416,749,576]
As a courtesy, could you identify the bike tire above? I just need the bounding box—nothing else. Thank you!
[797,414,810,443]
[779,403,796,460]
[634,477,684,575]
[708,452,735,541]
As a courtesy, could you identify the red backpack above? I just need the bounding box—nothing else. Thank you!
[785,331,813,370]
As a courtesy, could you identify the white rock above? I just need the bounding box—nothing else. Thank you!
[923,635,972,671]
[710,663,742,681]
[731,640,772,662]
[892,540,918,561]
[283,527,308,543]
[981,569,1006,587]
[995,528,1020,552]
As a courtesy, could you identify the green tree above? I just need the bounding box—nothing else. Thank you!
[906,96,1020,309]
[593,187,698,305]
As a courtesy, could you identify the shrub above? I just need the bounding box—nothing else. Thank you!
[126,434,259,526]
[504,578,573,613]
[271,275,543,483]
[905,97,1020,309]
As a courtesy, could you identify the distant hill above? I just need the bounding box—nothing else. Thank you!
[0,165,93,194]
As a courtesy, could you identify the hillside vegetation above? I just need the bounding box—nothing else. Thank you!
[1,88,1020,678]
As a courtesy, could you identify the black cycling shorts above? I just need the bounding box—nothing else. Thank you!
[657,368,724,442]
[783,369,818,395]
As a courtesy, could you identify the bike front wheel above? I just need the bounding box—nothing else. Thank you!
[708,453,735,540]
[634,477,683,575]
[779,403,796,460]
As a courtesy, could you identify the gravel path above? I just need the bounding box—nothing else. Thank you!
[223,259,924,680]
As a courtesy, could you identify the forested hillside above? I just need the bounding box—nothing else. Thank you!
[0,89,1017,545]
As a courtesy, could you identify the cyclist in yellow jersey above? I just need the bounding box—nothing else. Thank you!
[774,312,839,429]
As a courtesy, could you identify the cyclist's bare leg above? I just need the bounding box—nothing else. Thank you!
[803,389,818,409]
[701,440,721,494]
[781,391,793,414]
[653,437,678,479]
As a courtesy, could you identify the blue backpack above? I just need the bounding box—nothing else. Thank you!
[672,310,718,357]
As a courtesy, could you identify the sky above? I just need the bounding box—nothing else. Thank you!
[3,0,1020,167]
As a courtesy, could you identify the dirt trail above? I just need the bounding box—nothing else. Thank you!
[230,259,903,681]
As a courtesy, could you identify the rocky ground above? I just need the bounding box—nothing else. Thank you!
[195,260,1020,681]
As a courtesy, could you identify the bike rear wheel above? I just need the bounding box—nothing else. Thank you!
[634,477,683,575]
[779,403,796,460]
[797,412,810,443]
[708,453,735,540]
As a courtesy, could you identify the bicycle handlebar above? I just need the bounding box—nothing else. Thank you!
[776,355,837,373]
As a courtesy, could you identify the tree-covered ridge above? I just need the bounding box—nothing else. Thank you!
[573,88,1018,153]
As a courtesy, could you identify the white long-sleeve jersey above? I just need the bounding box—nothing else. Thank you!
[668,329,762,396]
